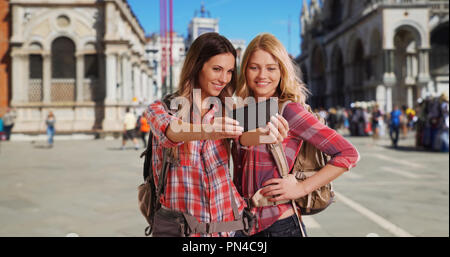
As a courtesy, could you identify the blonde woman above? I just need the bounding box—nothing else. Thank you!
[234,33,360,237]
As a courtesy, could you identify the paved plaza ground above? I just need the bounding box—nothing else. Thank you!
[0,132,448,237]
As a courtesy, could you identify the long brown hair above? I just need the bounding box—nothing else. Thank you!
[176,32,237,110]
[172,32,238,157]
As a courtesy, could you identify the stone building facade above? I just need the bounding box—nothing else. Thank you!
[9,0,153,133]
[297,0,449,112]
[145,32,186,99]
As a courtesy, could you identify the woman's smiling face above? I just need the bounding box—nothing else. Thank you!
[198,52,235,100]
[245,49,281,101]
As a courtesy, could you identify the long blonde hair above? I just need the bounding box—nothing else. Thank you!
[236,33,309,105]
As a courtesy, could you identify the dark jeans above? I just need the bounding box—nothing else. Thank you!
[4,124,13,140]
[235,215,307,237]
[390,125,400,147]
[140,131,148,147]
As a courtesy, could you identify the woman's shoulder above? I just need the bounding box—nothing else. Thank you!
[281,101,307,117]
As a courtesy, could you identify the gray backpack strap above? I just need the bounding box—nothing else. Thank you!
[182,180,245,234]
[279,100,292,116]
[267,99,292,178]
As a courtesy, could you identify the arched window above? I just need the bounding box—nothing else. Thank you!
[51,37,76,102]
[51,37,75,78]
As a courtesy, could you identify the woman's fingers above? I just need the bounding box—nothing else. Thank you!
[262,178,282,187]
[277,114,289,137]
[213,117,244,133]
[267,121,283,143]
[223,116,241,126]
[260,184,282,196]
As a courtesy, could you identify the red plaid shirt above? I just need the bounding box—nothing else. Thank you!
[144,100,246,237]
[233,102,360,234]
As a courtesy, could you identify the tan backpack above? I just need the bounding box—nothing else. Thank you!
[250,101,335,215]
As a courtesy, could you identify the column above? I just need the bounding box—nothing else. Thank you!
[121,54,129,102]
[405,54,414,85]
[383,49,396,85]
[104,2,116,41]
[376,85,386,113]
[125,58,133,103]
[42,53,52,103]
[133,64,140,101]
[23,55,29,102]
[386,86,392,113]
[76,54,85,102]
[141,70,148,102]
[407,86,413,108]
[105,53,117,103]
[116,55,123,101]
[97,52,106,102]
[418,49,430,83]
[10,6,23,43]
[10,51,25,104]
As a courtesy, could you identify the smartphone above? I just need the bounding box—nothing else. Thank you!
[229,98,279,132]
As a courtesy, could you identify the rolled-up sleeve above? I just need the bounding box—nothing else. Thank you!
[144,100,183,148]
[284,103,360,170]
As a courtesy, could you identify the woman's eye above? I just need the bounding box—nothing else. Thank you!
[213,67,221,71]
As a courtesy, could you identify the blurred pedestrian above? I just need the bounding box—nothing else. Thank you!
[2,108,17,141]
[400,105,408,138]
[327,108,337,130]
[121,107,139,150]
[415,98,425,148]
[436,93,449,152]
[351,105,366,136]
[343,108,350,134]
[390,105,402,148]
[0,116,5,141]
[406,107,416,131]
[46,111,56,148]
[371,104,383,140]
[137,112,150,148]
[427,97,442,149]
[363,107,371,136]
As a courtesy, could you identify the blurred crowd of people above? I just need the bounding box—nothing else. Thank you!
[314,92,449,152]
[415,93,449,152]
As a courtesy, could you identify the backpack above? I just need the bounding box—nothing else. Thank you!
[137,95,255,236]
[250,101,334,215]
[137,96,173,236]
